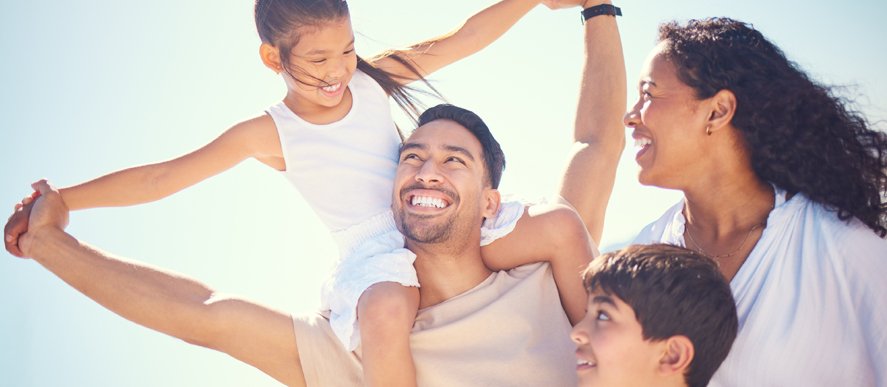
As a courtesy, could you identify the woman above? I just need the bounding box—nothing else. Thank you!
[627,18,887,386]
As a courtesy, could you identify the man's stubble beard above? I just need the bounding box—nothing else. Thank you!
[394,199,484,247]
[396,208,457,244]
[394,184,469,245]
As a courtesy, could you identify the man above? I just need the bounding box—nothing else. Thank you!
[294,103,588,386]
[6,1,625,385]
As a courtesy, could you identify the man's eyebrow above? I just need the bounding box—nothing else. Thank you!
[443,145,476,161]
[399,142,427,154]
[399,143,476,162]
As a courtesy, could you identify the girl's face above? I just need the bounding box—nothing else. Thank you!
[283,17,358,116]
[624,42,712,189]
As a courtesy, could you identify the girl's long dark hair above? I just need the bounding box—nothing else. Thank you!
[659,18,887,236]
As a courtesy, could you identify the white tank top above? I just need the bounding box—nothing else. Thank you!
[267,70,402,232]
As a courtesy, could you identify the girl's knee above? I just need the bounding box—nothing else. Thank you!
[358,283,419,326]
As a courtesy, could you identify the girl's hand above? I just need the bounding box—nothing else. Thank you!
[4,190,40,258]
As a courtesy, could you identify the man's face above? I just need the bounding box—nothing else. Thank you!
[392,119,497,247]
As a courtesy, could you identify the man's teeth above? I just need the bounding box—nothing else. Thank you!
[322,83,341,92]
[634,137,652,147]
[411,196,447,209]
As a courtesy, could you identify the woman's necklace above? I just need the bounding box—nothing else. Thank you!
[684,188,776,260]
[684,220,767,259]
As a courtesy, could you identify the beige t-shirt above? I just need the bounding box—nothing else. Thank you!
[292,262,577,387]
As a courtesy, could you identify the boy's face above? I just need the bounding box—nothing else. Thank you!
[571,288,669,387]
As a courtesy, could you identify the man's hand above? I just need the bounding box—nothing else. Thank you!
[17,180,69,257]
[4,190,40,258]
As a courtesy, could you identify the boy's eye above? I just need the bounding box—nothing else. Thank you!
[595,310,611,321]
[310,59,327,64]
[344,49,355,55]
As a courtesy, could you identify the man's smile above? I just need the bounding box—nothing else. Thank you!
[400,186,456,215]
[410,195,448,209]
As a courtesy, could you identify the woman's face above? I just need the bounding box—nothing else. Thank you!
[624,42,712,189]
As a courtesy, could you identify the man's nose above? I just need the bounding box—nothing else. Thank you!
[415,161,442,184]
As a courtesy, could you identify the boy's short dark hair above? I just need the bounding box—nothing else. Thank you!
[583,244,738,387]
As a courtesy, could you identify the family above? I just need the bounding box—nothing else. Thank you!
[5,1,887,386]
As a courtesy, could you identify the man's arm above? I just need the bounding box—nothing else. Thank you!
[555,0,626,243]
[19,181,307,387]
[481,202,596,324]
[480,1,625,321]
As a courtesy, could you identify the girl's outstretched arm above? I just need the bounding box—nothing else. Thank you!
[60,115,283,211]
[368,0,541,83]
[4,116,282,255]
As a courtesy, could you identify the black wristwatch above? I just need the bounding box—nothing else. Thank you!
[581,4,622,24]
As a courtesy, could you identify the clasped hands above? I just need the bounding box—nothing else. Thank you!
[4,180,69,258]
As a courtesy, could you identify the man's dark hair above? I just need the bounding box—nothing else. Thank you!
[583,244,738,387]
[417,104,506,188]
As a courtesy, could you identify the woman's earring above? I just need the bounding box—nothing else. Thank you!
[705,125,712,136]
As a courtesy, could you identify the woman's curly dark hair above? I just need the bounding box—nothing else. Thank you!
[658,17,887,237]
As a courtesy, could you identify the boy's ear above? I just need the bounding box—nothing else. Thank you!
[658,335,694,376]
[260,43,283,74]
[482,189,501,219]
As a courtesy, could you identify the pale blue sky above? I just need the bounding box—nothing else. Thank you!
[2,1,885,386]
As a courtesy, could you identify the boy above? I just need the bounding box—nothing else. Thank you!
[571,244,738,387]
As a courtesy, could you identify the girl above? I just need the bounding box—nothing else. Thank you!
[5,1,592,386]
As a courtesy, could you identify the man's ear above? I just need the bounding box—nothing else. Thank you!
[705,89,737,134]
[482,189,501,219]
[658,335,694,376]
[259,43,283,74]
